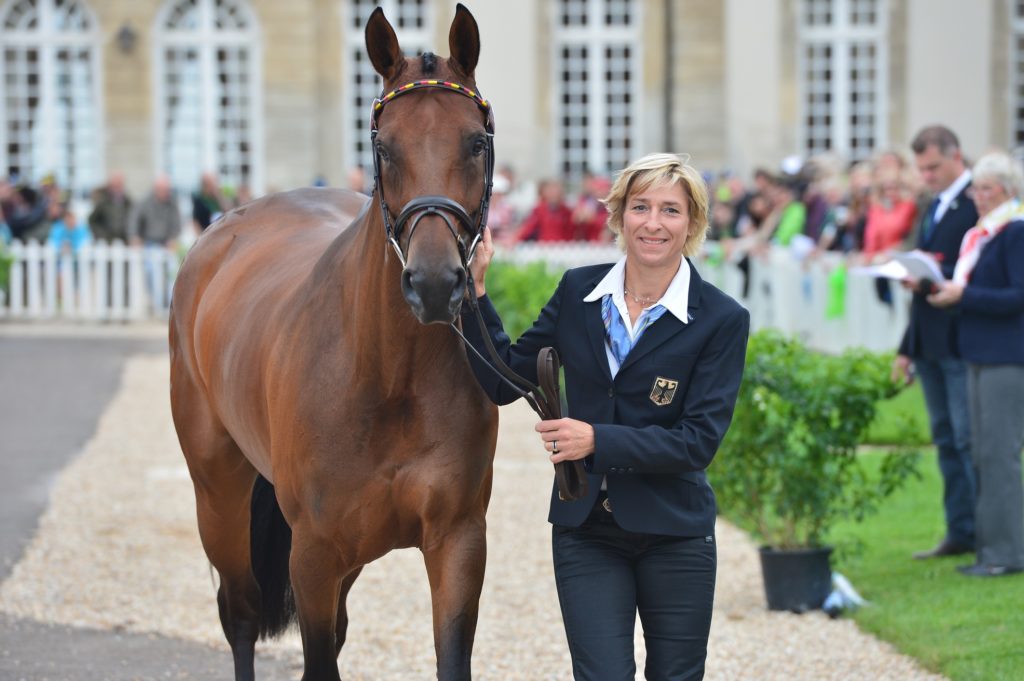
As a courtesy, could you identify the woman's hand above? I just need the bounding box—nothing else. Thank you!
[536,418,595,464]
[927,281,964,308]
[468,226,494,297]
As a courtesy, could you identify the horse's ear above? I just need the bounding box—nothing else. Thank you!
[448,3,480,79]
[365,7,403,82]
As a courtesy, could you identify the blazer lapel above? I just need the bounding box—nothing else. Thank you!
[922,184,971,248]
[618,261,704,374]
[583,273,614,384]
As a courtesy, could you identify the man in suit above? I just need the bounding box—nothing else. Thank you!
[893,125,978,559]
[463,153,749,680]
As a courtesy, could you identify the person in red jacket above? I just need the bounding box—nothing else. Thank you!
[511,179,574,243]
[572,173,612,242]
[862,171,918,259]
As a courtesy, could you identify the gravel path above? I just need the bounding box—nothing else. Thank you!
[0,355,947,680]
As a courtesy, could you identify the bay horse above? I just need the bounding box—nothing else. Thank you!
[169,6,498,680]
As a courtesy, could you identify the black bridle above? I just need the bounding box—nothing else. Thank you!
[369,79,495,269]
[369,77,587,502]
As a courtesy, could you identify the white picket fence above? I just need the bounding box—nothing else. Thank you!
[0,238,908,353]
[0,240,179,322]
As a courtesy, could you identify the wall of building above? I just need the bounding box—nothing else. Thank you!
[725,0,784,176]
[672,0,726,170]
[905,0,993,159]
[31,0,1024,199]
[465,0,549,181]
[93,1,159,196]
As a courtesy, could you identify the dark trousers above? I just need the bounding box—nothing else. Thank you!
[915,356,975,546]
[551,496,716,681]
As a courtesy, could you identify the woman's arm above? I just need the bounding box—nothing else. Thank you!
[460,227,562,405]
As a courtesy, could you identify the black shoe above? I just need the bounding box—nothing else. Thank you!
[956,563,1024,577]
[912,539,973,559]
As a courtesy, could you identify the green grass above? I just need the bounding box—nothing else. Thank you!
[830,452,1024,681]
[865,382,932,446]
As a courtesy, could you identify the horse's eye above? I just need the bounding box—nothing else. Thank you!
[376,143,390,163]
[471,138,487,157]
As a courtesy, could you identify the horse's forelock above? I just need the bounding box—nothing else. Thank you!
[421,51,437,75]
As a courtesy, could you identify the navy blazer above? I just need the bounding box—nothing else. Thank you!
[462,260,750,537]
[899,185,978,359]
[957,220,1024,365]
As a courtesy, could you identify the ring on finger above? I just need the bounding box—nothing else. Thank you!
[552,439,559,454]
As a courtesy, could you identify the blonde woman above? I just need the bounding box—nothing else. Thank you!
[463,153,750,679]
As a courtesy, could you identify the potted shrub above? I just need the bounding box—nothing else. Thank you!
[709,330,919,612]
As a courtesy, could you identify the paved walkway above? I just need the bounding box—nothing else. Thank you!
[0,327,294,680]
[0,326,947,680]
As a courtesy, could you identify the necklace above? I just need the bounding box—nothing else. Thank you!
[623,286,657,307]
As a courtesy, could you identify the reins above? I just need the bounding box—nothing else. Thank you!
[371,78,587,502]
[450,268,588,502]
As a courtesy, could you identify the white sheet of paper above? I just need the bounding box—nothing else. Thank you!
[891,250,945,282]
[849,260,910,280]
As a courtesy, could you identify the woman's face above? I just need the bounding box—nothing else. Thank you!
[622,181,691,271]
[972,176,1010,218]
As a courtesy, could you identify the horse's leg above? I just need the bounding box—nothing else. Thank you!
[172,376,261,681]
[290,527,344,681]
[334,566,364,657]
[422,518,488,681]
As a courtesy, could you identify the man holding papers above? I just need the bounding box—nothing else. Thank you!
[893,126,978,560]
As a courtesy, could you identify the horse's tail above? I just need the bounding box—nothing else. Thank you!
[250,474,296,639]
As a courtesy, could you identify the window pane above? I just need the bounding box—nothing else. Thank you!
[3,47,40,183]
[558,44,589,177]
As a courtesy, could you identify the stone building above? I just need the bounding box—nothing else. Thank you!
[0,0,1019,201]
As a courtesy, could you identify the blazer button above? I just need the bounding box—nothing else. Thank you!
[607,388,614,398]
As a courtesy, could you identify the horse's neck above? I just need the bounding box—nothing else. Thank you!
[334,207,461,391]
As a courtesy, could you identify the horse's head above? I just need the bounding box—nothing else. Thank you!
[365,4,492,325]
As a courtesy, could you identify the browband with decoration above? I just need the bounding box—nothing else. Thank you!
[371,79,494,131]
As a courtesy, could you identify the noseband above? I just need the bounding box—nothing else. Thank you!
[369,79,495,269]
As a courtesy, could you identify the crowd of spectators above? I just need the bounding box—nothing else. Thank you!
[3,144,1018,271]
[0,171,247,256]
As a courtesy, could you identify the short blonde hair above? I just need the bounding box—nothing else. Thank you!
[602,153,710,257]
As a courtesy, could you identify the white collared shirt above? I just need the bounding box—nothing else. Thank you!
[934,169,972,225]
[582,255,691,378]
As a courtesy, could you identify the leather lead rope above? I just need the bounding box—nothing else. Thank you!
[451,269,588,502]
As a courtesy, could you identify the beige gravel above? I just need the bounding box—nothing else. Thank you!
[0,354,947,680]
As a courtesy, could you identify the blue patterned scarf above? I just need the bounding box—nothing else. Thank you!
[600,295,667,366]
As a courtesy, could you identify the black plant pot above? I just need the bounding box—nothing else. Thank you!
[758,546,833,613]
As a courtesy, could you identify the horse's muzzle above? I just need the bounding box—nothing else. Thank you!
[401,265,467,324]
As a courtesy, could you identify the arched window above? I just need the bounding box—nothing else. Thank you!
[797,0,888,162]
[154,0,262,195]
[344,0,433,173]
[553,0,639,180]
[0,0,102,197]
